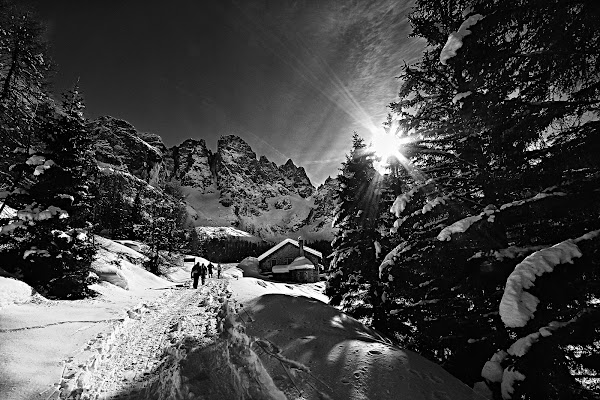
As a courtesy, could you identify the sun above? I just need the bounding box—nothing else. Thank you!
[370,129,410,174]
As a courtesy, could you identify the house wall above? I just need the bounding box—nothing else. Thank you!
[291,269,319,283]
[259,243,321,272]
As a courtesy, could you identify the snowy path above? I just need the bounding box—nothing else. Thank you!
[58,279,228,400]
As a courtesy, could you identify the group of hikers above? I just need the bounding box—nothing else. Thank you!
[190,261,222,289]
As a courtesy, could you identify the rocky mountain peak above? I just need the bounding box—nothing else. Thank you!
[279,159,313,198]
[91,116,165,184]
[170,138,214,191]
[89,117,335,238]
[217,135,256,159]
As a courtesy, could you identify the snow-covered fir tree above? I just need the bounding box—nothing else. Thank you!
[0,88,98,299]
[326,134,384,322]
[373,0,600,398]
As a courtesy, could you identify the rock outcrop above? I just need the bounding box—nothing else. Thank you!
[89,118,336,239]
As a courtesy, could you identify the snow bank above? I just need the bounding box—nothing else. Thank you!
[440,14,484,65]
[0,277,35,308]
[91,236,173,292]
[499,240,582,327]
[237,256,262,278]
[240,292,479,399]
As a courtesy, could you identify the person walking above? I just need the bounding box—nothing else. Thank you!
[217,263,222,279]
[200,263,207,285]
[191,262,201,289]
[207,262,214,278]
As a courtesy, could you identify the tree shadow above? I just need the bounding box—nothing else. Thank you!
[240,293,478,400]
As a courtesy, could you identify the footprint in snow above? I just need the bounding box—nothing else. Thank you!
[431,390,452,400]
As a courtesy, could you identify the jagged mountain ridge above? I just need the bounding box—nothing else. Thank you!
[90,116,337,240]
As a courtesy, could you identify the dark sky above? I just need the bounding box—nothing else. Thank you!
[30,0,423,185]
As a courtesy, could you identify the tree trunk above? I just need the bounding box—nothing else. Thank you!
[1,37,20,103]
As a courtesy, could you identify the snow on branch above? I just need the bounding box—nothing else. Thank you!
[0,220,26,235]
[390,187,418,218]
[0,202,18,219]
[452,91,472,104]
[499,191,567,210]
[437,190,571,242]
[378,241,411,278]
[482,315,583,399]
[440,14,484,65]
[422,195,450,214]
[17,205,69,221]
[23,248,51,259]
[501,368,526,400]
[25,155,46,165]
[499,240,583,328]
[33,159,55,176]
[437,206,496,241]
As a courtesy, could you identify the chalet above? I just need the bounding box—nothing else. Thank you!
[257,237,322,283]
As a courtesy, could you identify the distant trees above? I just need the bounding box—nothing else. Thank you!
[200,237,272,263]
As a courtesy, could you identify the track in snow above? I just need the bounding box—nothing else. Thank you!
[58,279,229,400]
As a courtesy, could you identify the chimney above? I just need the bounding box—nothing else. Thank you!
[298,236,304,257]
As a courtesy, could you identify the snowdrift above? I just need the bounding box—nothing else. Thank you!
[0,277,36,308]
[91,236,172,292]
[225,278,477,399]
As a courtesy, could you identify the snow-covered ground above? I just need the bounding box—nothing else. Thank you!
[0,236,481,400]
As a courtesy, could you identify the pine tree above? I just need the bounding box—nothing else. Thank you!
[188,227,200,255]
[377,1,600,398]
[326,134,383,323]
[0,0,50,106]
[0,87,98,299]
[0,0,51,203]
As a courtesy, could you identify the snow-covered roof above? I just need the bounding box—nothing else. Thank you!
[257,238,322,261]
[272,257,316,274]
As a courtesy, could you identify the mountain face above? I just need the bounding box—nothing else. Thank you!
[91,116,167,186]
[91,118,336,240]
[170,139,214,191]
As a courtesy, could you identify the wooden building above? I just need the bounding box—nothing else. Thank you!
[257,237,322,282]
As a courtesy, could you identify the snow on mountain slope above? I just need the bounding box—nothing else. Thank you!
[181,185,237,227]
[196,226,259,240]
